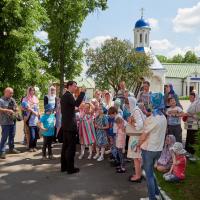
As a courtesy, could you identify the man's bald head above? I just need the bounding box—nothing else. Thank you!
[4,87,14,98]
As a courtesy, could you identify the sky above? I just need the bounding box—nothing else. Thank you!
[78,0,200,57]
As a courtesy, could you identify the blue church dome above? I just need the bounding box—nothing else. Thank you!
[135,18,150,28]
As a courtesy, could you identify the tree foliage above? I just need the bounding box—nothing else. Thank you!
[156,51,199,64]
[183,51,198,63]
[171,54,184,63]
[86,38,152,93]
[156,55,168,63]
[43,0,107,96]
[0,0,52,99]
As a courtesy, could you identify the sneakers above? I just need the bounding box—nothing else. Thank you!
[105,149,111,155]
[9,149,20,154]
[87,154,92,160]
[155,194,162,200]
[93,154,99,159]
[97,156,104,162]
[78,153,84,160]
[140,198,149,200]
[0,152,6,159]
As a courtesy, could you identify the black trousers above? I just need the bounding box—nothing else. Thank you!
[167,124,182,143]
[61,130,77,172]
[185,130,197,155]
[42,136,53,157]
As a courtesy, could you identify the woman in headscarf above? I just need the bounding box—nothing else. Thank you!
[126,97,145,182]
[103,92,114,111]
[137,92,167,200]
[156,135,176,173]
[164,84,182,109]
[44,86,57,109]
[22,86,40,151]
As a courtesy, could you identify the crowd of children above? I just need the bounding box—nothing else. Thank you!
[1,82,189,187]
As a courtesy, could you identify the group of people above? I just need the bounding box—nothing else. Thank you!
[0,80,199,200]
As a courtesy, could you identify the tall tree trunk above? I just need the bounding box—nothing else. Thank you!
[59,40,65,97]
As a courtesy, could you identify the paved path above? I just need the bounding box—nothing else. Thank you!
[0,122,147,200]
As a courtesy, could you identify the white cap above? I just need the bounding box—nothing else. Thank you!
[170,142,186,155]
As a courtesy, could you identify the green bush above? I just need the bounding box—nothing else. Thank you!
[179,96,189,100]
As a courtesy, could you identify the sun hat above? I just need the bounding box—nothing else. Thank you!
[170,142,187,155]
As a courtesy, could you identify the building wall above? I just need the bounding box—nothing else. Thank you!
[146,69,166,93]
[165,77,183,96]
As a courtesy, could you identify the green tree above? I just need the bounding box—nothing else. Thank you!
[86,38,152,93]
[43,0,107,96]
[156,55,168,63]
[183,51,198,63]
[170,54,184,63]
[0,0,51,99]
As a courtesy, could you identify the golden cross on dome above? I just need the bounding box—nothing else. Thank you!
[141,8,144,19]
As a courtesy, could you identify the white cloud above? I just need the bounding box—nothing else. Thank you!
[150,39,174,51]
[88,35,112,49]
[173,2,200,32]
[167,45,200,58]
[35,31,48,41]
[147,18,159,29]
[150,38,200,57]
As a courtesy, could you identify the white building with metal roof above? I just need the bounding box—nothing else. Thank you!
[164,63,200,96]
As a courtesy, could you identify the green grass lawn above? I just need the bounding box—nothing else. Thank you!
[156,161,200,200]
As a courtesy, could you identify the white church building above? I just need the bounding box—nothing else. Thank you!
[133,15,166,93]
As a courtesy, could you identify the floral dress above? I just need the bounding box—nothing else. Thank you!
[95,115,108,147]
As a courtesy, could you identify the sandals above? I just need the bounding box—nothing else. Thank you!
[128,175,142,183]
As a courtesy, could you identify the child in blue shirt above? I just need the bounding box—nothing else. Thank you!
[108,106,119,163]
[39,104,55,160]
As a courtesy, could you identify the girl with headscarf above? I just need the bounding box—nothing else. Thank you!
[164,84,182,109]
[126,97,146,182]
[22,86,40,151]
[44,86,57,110]
[103,92,114,111]
[156,135,176,173]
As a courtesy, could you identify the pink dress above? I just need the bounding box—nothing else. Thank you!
[79,113,96,145]
[116,128,126,149]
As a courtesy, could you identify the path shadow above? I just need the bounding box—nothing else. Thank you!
[0,144,147,200]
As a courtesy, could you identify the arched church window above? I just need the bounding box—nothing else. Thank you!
[140,34,142,43]
[145,34,147,44]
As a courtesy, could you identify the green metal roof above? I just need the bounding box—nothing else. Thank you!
[163,63,200,79]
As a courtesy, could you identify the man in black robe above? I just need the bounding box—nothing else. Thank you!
[60,81,85,174]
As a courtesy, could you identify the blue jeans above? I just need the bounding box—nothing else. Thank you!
[117,148,125,168]
[29,126,38,149]
[142,149,161,200]
[0,124,16,153]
